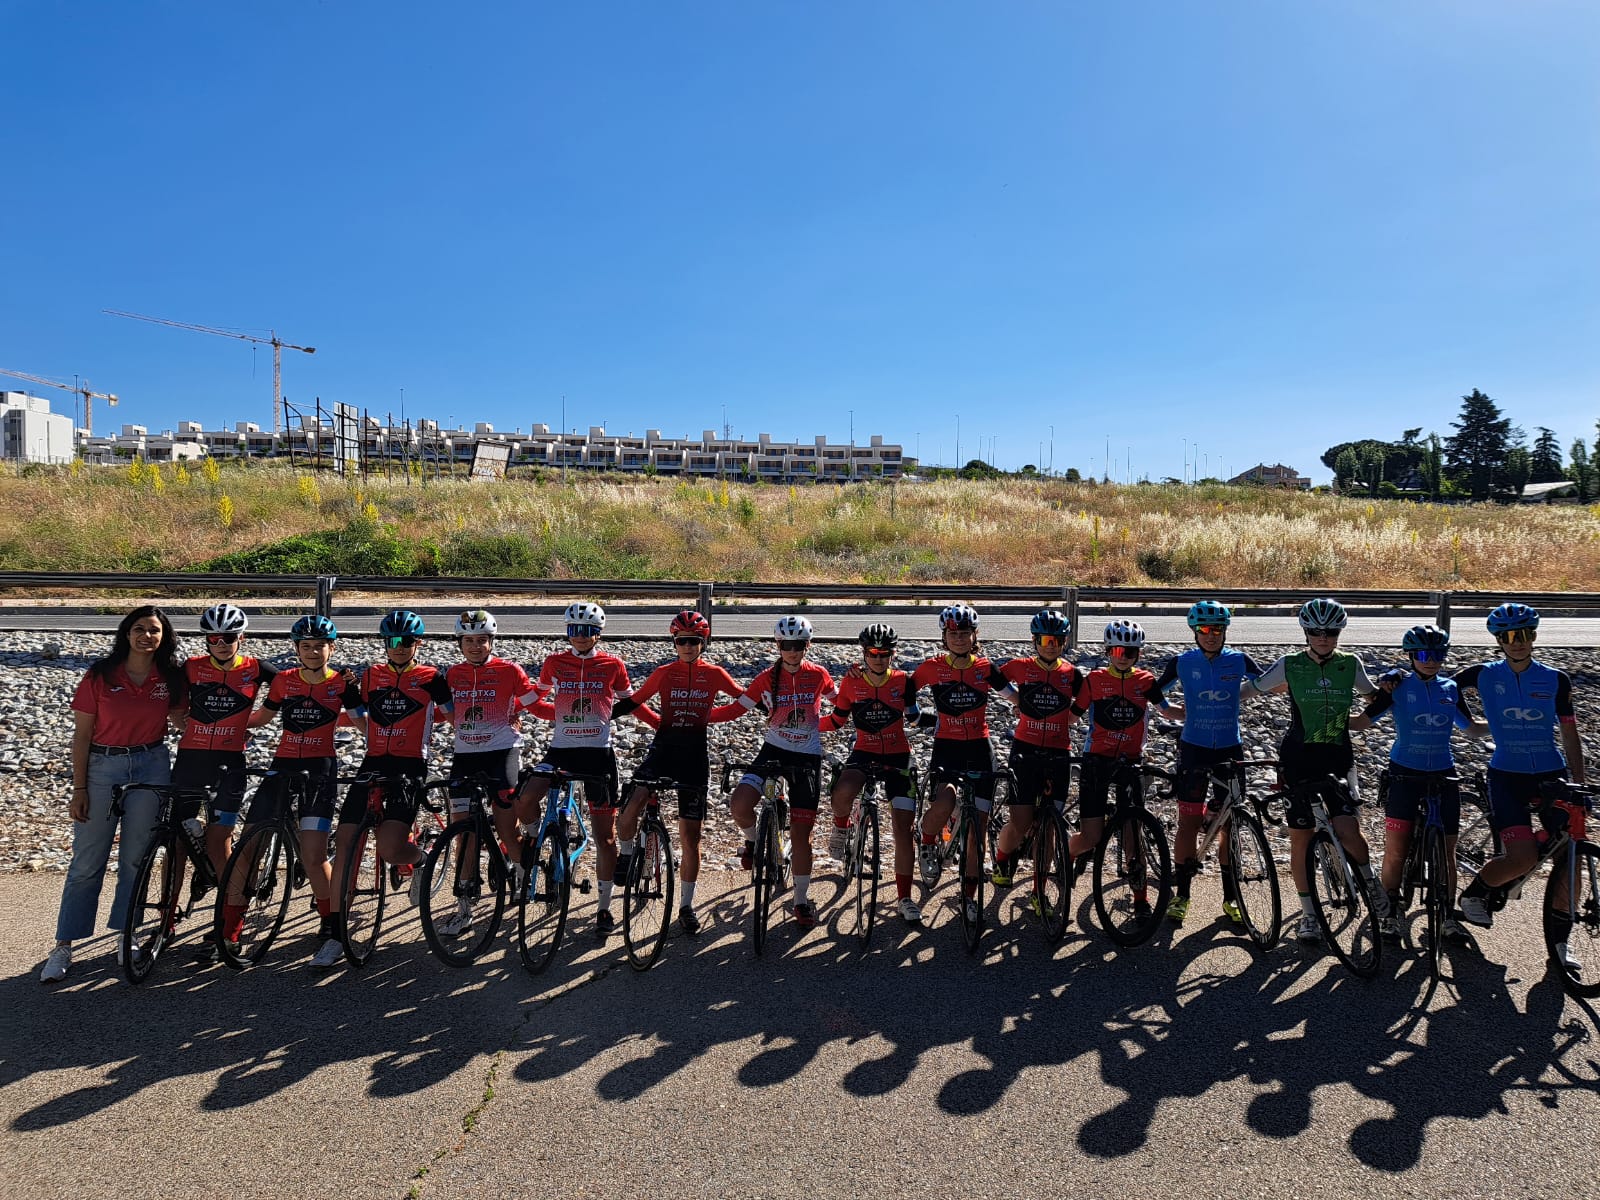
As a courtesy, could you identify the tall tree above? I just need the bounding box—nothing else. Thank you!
[1444,389,1512,500]
[1530,427,1564,483]
[1360,443,1388,497]
[1334,448,1359,490]
[1422,434,1444,501]
[1503,447,1531,497]
[1571,439,1594,503]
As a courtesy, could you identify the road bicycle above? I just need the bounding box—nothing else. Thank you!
[212,767,322,970]
[985,749,1077,945]
[336,774,451,967]
[1079,757,1173,947]
[1278,774,1381,978]
[722,755,802,957]
[1384,768,1464,987]
[920,765,994,954]
[620,772,678,971]
[418,771,519,967]
[516,764,600,975]
[113,778,220,984]
[828,758,917,949]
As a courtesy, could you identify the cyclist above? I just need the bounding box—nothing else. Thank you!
[911,603,1005,928]
[1349,623,1483,947]
[1068,620,1181,920]
[1244,597,1381,946]
[991,610,1083,898]
[436,608,540,938]
[315,610,455,968]
[1451,603,1588,969]
[1152,601,1264,926]
[724,616,837,931]
[222,615,365,962]
[611,610,734,936]
[517,602,652,939]
[821,623,924,923]
[172,603,277,964]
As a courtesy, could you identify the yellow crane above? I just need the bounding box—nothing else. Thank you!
[104,309,315,437]
[0,367,118,435]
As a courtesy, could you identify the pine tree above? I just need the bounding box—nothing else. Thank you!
[1444,389,1512,500]
[1530,427,1564,483]
[1570,439,1594,503]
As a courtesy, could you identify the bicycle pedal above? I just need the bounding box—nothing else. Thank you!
[579,879,593,895]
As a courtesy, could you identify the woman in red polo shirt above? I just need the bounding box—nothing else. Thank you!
[40,605,186,984]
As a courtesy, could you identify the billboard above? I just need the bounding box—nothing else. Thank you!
[470,441,511,482]
[333,403,361,476]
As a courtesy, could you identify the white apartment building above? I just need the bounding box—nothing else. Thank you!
[1,391,76,464]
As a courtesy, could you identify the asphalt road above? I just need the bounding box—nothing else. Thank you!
[3,869,1597,1199]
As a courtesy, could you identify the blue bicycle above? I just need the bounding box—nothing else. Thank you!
[517,764,599,975]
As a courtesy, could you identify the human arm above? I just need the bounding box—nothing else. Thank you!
[69,709,95,822]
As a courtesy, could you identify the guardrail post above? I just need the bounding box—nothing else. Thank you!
[317,575,337,618]
[1433,590,1451,632]
[698,581,714,629]
[1063,586,1079,651]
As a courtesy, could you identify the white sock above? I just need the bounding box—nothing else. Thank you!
[617,838,635,856]
[680,880,697,909]
[739,825,757,844]
[1300,893,1316,918]
[599,880,614,911]
[794,874,811,905]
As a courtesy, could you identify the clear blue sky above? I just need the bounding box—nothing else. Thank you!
[3,1,1596,482]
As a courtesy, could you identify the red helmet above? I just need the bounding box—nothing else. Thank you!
[669,609,711,640]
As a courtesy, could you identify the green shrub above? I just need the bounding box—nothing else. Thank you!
[200,517,418,576]
[439,531,540,576]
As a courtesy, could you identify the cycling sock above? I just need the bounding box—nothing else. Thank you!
[680,880,696,908]
[1386,889,1402,917]
[223,904,246,941]
[1221,872,1237,902]
[921,832,937,846]
[1355,862,1376,889]
[598,880,614,911]
[962,878,978,899]
[1176,857,1197,899]
[1299,892,1315,918]
[793,875,811,905]
[316,897,332,917]
[318,916,336,939]
[612,854,631,885]
[1550,910,1574,944]
[833,816,850,830]
[616,838,635,856]
[739,825,757,844]
[896,873,912,899]
[994,848,1010,868]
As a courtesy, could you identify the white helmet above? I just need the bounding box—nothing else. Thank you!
[774,615,813,641]
[455,608,497,637]
[199,603,248,635]
[1103,619,1146,649]
[939,603,980,631]
[1297,597,1348,632]
[564,601,606,630]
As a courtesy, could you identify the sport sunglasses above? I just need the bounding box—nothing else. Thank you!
[1194,624,1226,636]
[385,635,420,649]
[777,639,810,651]
[1495,629,1535,644]
[1411,649,1447,663]
[674,636,705,647]
[567,624,602,639]
[205,633,240,645]
[1306,628,1342,638]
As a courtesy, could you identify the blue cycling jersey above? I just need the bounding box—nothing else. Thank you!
[1154,647,1262,750]
[1452,659,1574,774]
[1363,672,1473,772]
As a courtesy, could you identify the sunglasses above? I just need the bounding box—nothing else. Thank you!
[1108,645,1141,657]
[1411,649,1447,663]
[1195,625,1226,637]
[863,649,894,659]
[1496,629,1535,644]
[1034,634,1065,646]
[1306,628,1341,638]
[567,625,602,639]
[777,640,810,652]
[205,634,240,646]
[674,636,705,647]
[386,635,420,649]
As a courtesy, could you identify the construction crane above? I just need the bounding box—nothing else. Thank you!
[0,368,118,435]
[104,309,314,437]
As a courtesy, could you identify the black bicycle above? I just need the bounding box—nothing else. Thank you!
[722,756,799,957]
[1385,768,1462,987]
[1272,774,1380,978]
[1085,757,1173,948]
[828,758,916,949]
[620,773,678,971]
[921,766,993,955]
[113,779,220,984]
[213,767,320,970]
[418,771,518,968]
[336,774,450,967]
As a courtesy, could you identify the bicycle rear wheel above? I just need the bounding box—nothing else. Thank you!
[420,820,506,967]
[216,825,295,969]
[623,816,674,971]
[752,807,779,956]
[1421,826,1448,984]
[123,833,182,984]
[518,826,571,975]
[851,801,881,949]
[1305,830,1380,978]
[1030,802,1072,944]
[1227,810,1281,951]
[1544,840,1600,999]
[1092,808,1170,947]
[957,811,986,954]
[340,819,387,967]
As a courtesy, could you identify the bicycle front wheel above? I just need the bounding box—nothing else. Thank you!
[1421,826,1448,983]
[420,820,506,967]
[852,801,881,949]
[1227,810,1282,951]
[340,819,387,967]
[1092,808,1171,947]
[124,833,183,984]
[216,825,295,970]
[518,827,571,975]
[1031,802,1072,945]
[957,812,986,954]
[752,807,779,956]
[1305,830,1380,978]
[622,817,674,971]
[1544,839,1600,999]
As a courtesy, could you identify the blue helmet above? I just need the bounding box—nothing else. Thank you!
[290,614,338,642]
[1030,609,1070,638]
[379,609,426,639]
[1486,602,1539,634]
[1187,600,1232,630]
[1401,624,1450,652]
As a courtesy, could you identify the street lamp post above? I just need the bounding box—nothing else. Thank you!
[1048,424,1054,476]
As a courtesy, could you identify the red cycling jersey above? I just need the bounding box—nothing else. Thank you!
[735,661,837,755]
[997,657,1081,750]
[821,670,914,755]
[445,657,539,752]
[1073,666,1166,759]
[358,661,455,760]
[178,654,277,752]
[910,655,1000,742]
[262,667,364,760]
[532,650,639,749]
[622,660,739,732]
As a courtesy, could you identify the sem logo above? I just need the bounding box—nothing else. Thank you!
[1197,689,1232,702]
[1502,707,1545,721]
[1413,713,1452,728]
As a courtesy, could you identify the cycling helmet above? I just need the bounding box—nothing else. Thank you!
[1297,597,1348,632]
[939,603,980,631]
[774,615,813,642]
[1187,600,1232,630]
[378,609,426,639]
[1030,609,1071,639]
[859,622,898,650]
[1486,602,1540,634]
[1401,624,1450,653]
[454,608,497,637]
[198,603,248,636]
[1103,619,1146,649]
[669,609,711,640]
[290,614,338,642]
[564,601,606,630]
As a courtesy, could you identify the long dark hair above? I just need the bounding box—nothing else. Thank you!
[89,605,186,698]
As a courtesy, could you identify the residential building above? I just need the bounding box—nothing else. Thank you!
[0,391,75,464]
[1229,462,1312,490]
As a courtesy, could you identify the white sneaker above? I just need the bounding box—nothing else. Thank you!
[310,938,345,968]
[897,897,923,924]
[1554,942,1581,973]
[115,943,143,969]
[828,826,851,860]
[406,865,426,908]
[1458,894,1492,928]
[434,905,472,938]
[40,944,71,983]
[1296,913,1322,945]
[919,844,942,887]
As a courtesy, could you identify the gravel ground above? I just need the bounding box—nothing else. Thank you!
[4,631,1597,875]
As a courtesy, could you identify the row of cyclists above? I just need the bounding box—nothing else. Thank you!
[39,591,1587,981]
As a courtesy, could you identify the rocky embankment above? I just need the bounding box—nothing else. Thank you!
[3,632,1596,873]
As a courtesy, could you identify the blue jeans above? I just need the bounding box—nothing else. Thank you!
[54,746,171,942]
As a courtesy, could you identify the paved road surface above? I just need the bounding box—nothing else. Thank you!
[3,869,1597,1199]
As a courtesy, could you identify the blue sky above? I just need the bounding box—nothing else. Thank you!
[3,1,1596,481]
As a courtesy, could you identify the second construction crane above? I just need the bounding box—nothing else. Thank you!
[105,309,314,436]
[0,368,117,435]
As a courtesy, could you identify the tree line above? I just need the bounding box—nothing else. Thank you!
[1322,389,1594,502]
